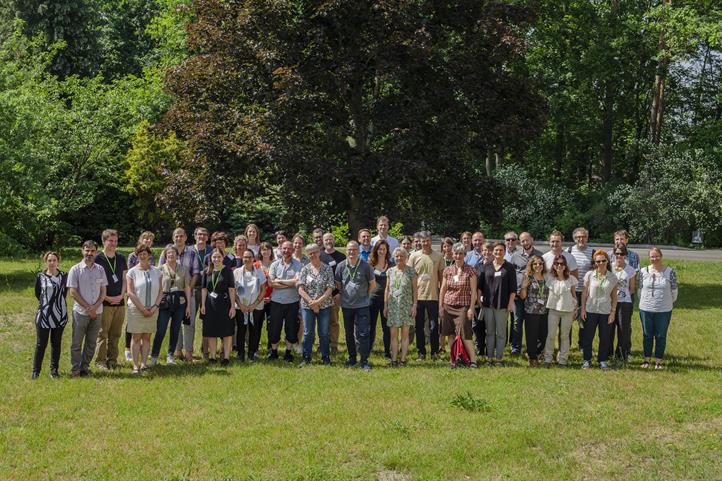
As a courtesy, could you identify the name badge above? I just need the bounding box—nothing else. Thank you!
[537,299,545,305]
[209,292,218,299]
[419,273,430,282]
[328,261,337,267]
[112,274,119,283]
[392,288,402,298]
[453,275,460,283]
[287,270,295,277]
[494,271,502,277]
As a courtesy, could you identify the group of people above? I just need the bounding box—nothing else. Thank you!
[31,217,678,378]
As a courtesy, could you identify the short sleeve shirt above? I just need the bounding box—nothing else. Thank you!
[269,258,302,304]
[442,264,476,307]
[510,248,543,293]
[298,263,335,310]
[160,264,192,292]
[408,250,444,301]
[94,252,128,302]
[234,266,267,310]
[334,259,374,308]
[584,270,618,315]
[67,262,108,315]
[127,266,162,313]
[542,250,578,274]
[371,235,399,252]
[613,264,637,304]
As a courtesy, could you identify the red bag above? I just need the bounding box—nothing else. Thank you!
[451,333,470,367]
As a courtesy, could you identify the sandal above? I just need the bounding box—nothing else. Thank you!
[640,361,650,369]
[470,362,478,369]
[654,362,664,370]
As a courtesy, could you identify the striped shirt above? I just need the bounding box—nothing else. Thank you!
[35,272,68,328]
[568,245,594,292]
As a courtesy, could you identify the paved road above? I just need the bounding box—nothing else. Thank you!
[511,243,722,262]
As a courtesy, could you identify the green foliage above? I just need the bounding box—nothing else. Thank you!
[330,223,350,247]
[450,392,492,413]
[388,222,404,240]
[608,144,722,245]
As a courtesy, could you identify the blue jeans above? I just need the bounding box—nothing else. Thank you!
[639,310,672,359]
[302,307,330,360]
[152,304,184,357]
[342,306,371,364]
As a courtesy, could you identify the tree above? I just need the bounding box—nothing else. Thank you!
[164,0,545,234]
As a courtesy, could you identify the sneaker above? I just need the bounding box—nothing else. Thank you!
[654,362,664,370]
[95,363,108,370]
[248,352,257,363]
[543,362,552,369]
[344,359,357,367]
[321,357,331,365]
[600,361,609,370]
[49,369,59,379]
[284,350,294,362]
[298,358,311,367]
[149,357,158,367]
[267,350,279,360]
[582,361,590,369]
[166,355,176,365]
[510,349,520,356]
[108,361,118,370]
[431,353,440,361]
[360,363,372,371]
[131,367,140,375]
[124,350,133,362]
[31,371,39,380]
[416,354,426,361]
[208,358,217,364]
[220,358,230,367]
[79,369,90,377]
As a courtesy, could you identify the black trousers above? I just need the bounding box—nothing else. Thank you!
[235,309,265,359]
[33,324,65,373]
[582,312,613,363]
[369,295,390,356]
[524,312,547,359]
[472,307,486,355]
[268,301,299,346]
[415,300,439,356]
[609,302,633,360]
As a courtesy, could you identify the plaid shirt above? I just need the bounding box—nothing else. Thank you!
[442,264,476,307]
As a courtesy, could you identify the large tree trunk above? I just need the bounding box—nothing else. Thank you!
[485,148,493,176]
[649,0,671,144]
[347,191,364,240]
[601,85,614,182]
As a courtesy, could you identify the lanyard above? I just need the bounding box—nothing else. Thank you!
[102,252,116,276]
[392,267,403,290]
[211,270,221,291]
[534,277,545,297]
[346,261,360,282]
[195,246,206,267]
[595,272,607,297]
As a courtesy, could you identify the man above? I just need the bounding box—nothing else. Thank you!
[408,231,444,361]
[358,229,373,262]
[67,241,107,377]
[370,215,399,252]
[608,229,640,270]
[464,231,486,267]
[568,227,595,348]
[320,232,346,355]
[412,232,422,252]
[94,229,127,369]
[510,232,544,354]
[542,231,579,278]
[463,231,486,355]
[159,228,202,359]
[460,231,473,252]
[312,228,324,248]
[274,230,288,259]
[335,240,376,370]
[178,226,211,362]
[501,231,523,355]
[503,231,518,262]
[268,240,302,361]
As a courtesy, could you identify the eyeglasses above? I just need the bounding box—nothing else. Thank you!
[554,262,565,266]
[595,260,607,264]
[614,252,624,256]
[504,238,517,242]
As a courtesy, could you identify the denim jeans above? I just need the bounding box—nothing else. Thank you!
[639,309,672,359]
[509,297,524,353]
[342,306,371,364]
[152,303,184,357]
[302,307,330,360]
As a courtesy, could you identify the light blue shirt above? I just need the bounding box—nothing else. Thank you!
[464,250,484,268]
[268,258,302,304]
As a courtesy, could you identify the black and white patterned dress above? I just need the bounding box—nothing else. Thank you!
[34,271,68,328]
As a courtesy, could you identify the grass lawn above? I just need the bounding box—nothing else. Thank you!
[0,253,720,481]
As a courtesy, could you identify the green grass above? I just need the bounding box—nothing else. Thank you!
[0,256,720,481]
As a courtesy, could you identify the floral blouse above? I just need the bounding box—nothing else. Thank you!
[298,262,335,310]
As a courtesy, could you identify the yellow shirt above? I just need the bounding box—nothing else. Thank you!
[408,250,444,301]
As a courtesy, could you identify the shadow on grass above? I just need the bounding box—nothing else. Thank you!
[675,284,722,310]
[0,269,38,293]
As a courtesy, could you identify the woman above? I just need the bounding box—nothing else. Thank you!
[400,236,413,253]
[610,245,636,362]
[369,239,393,358]
[125,231,155,362]
[580,251,618,370]
[200,248,236,365]
[479,242,517,365]
[233,249,267,362]
[543,255,578,368]
[482,241,494,265]
[297,244,335,365]
[441,237,455,268]
[638,248,678,370]
[384,247,417,365]
[292,234,310,266]
[32,251,68,379]
[150,246,192,367]
[230,235,248,270]
[519,255,547,366]
[245,223,262,258]
[126,245,163,374]
[439,243,478,368]
[257,241,275,354]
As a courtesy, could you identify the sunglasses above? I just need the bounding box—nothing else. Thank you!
[595,260,607,264]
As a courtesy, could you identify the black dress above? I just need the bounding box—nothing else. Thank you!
[202,266,235,337]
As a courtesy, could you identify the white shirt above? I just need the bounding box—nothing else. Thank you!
[542,250,578,275]
[371,234,399,252]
